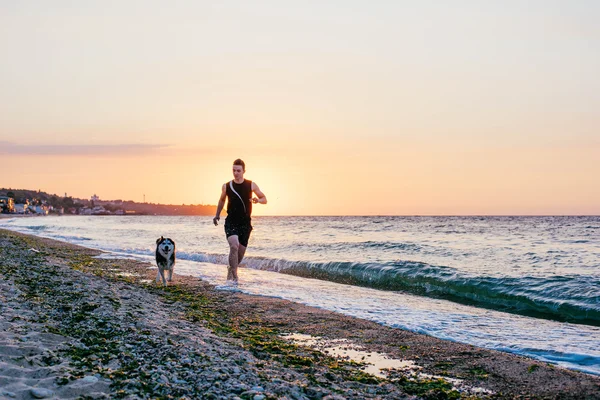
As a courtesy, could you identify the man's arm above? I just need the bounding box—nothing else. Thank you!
[213,184,227,225]
[251,182,267,205]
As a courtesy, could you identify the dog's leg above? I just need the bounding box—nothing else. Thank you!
[161,268,167,286]
[167,268,173,282]
[157,267,167,286]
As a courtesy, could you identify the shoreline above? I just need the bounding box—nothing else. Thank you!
[0,214,40,218]
[1,229,599,399]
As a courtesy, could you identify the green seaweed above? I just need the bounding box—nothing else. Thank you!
[468,366,489,379]
[392,375,461,399]
[527,364,539,373]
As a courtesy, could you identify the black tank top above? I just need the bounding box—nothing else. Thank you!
[226,179,252,223]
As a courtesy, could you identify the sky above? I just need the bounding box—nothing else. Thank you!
[1,1,599,215]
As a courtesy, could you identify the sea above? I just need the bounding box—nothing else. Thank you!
[1,215,599,375]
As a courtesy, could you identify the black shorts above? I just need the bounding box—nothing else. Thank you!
[224,219,253,247]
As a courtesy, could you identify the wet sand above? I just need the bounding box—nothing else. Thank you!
[1,228,599,399]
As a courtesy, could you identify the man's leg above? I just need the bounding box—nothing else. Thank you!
[238,244,247,265]
[227,235,240,282]
[237,226,250,265]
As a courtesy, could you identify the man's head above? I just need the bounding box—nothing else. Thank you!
[232,158,245,180]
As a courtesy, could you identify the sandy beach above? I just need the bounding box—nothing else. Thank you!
[0,229,599,399]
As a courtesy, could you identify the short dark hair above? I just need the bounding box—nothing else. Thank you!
[233,159,245,171]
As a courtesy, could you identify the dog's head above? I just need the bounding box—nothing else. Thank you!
[156,236,175,257]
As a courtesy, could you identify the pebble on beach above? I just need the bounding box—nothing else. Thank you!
[30,388,54,399]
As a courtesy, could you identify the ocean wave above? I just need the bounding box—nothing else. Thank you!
[24,225,48,231]
[175,251,600,326]
[252,240,423,254]
[176,251,229,265]
[356,241,422,251]
[314,240,423,253]
[499,347,600,375]
[54,235,93,242]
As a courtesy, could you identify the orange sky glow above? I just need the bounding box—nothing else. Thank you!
[1,2,599,215]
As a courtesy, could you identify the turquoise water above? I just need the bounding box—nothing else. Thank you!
[2,215,599,374]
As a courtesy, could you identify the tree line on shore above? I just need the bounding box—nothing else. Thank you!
[0,188,217,216]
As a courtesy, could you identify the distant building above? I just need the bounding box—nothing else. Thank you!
[0,196,15,213]
[91,194,100,202]
[13,204,28,214]
[79,207,92,215]
[31,205,49,215]
[92,206,108,215]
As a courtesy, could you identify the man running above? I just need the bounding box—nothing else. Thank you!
[213,159,267,283]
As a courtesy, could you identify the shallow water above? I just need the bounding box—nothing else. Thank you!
[281,333,418,378]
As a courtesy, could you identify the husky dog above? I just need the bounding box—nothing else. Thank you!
[155,236,176,286]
